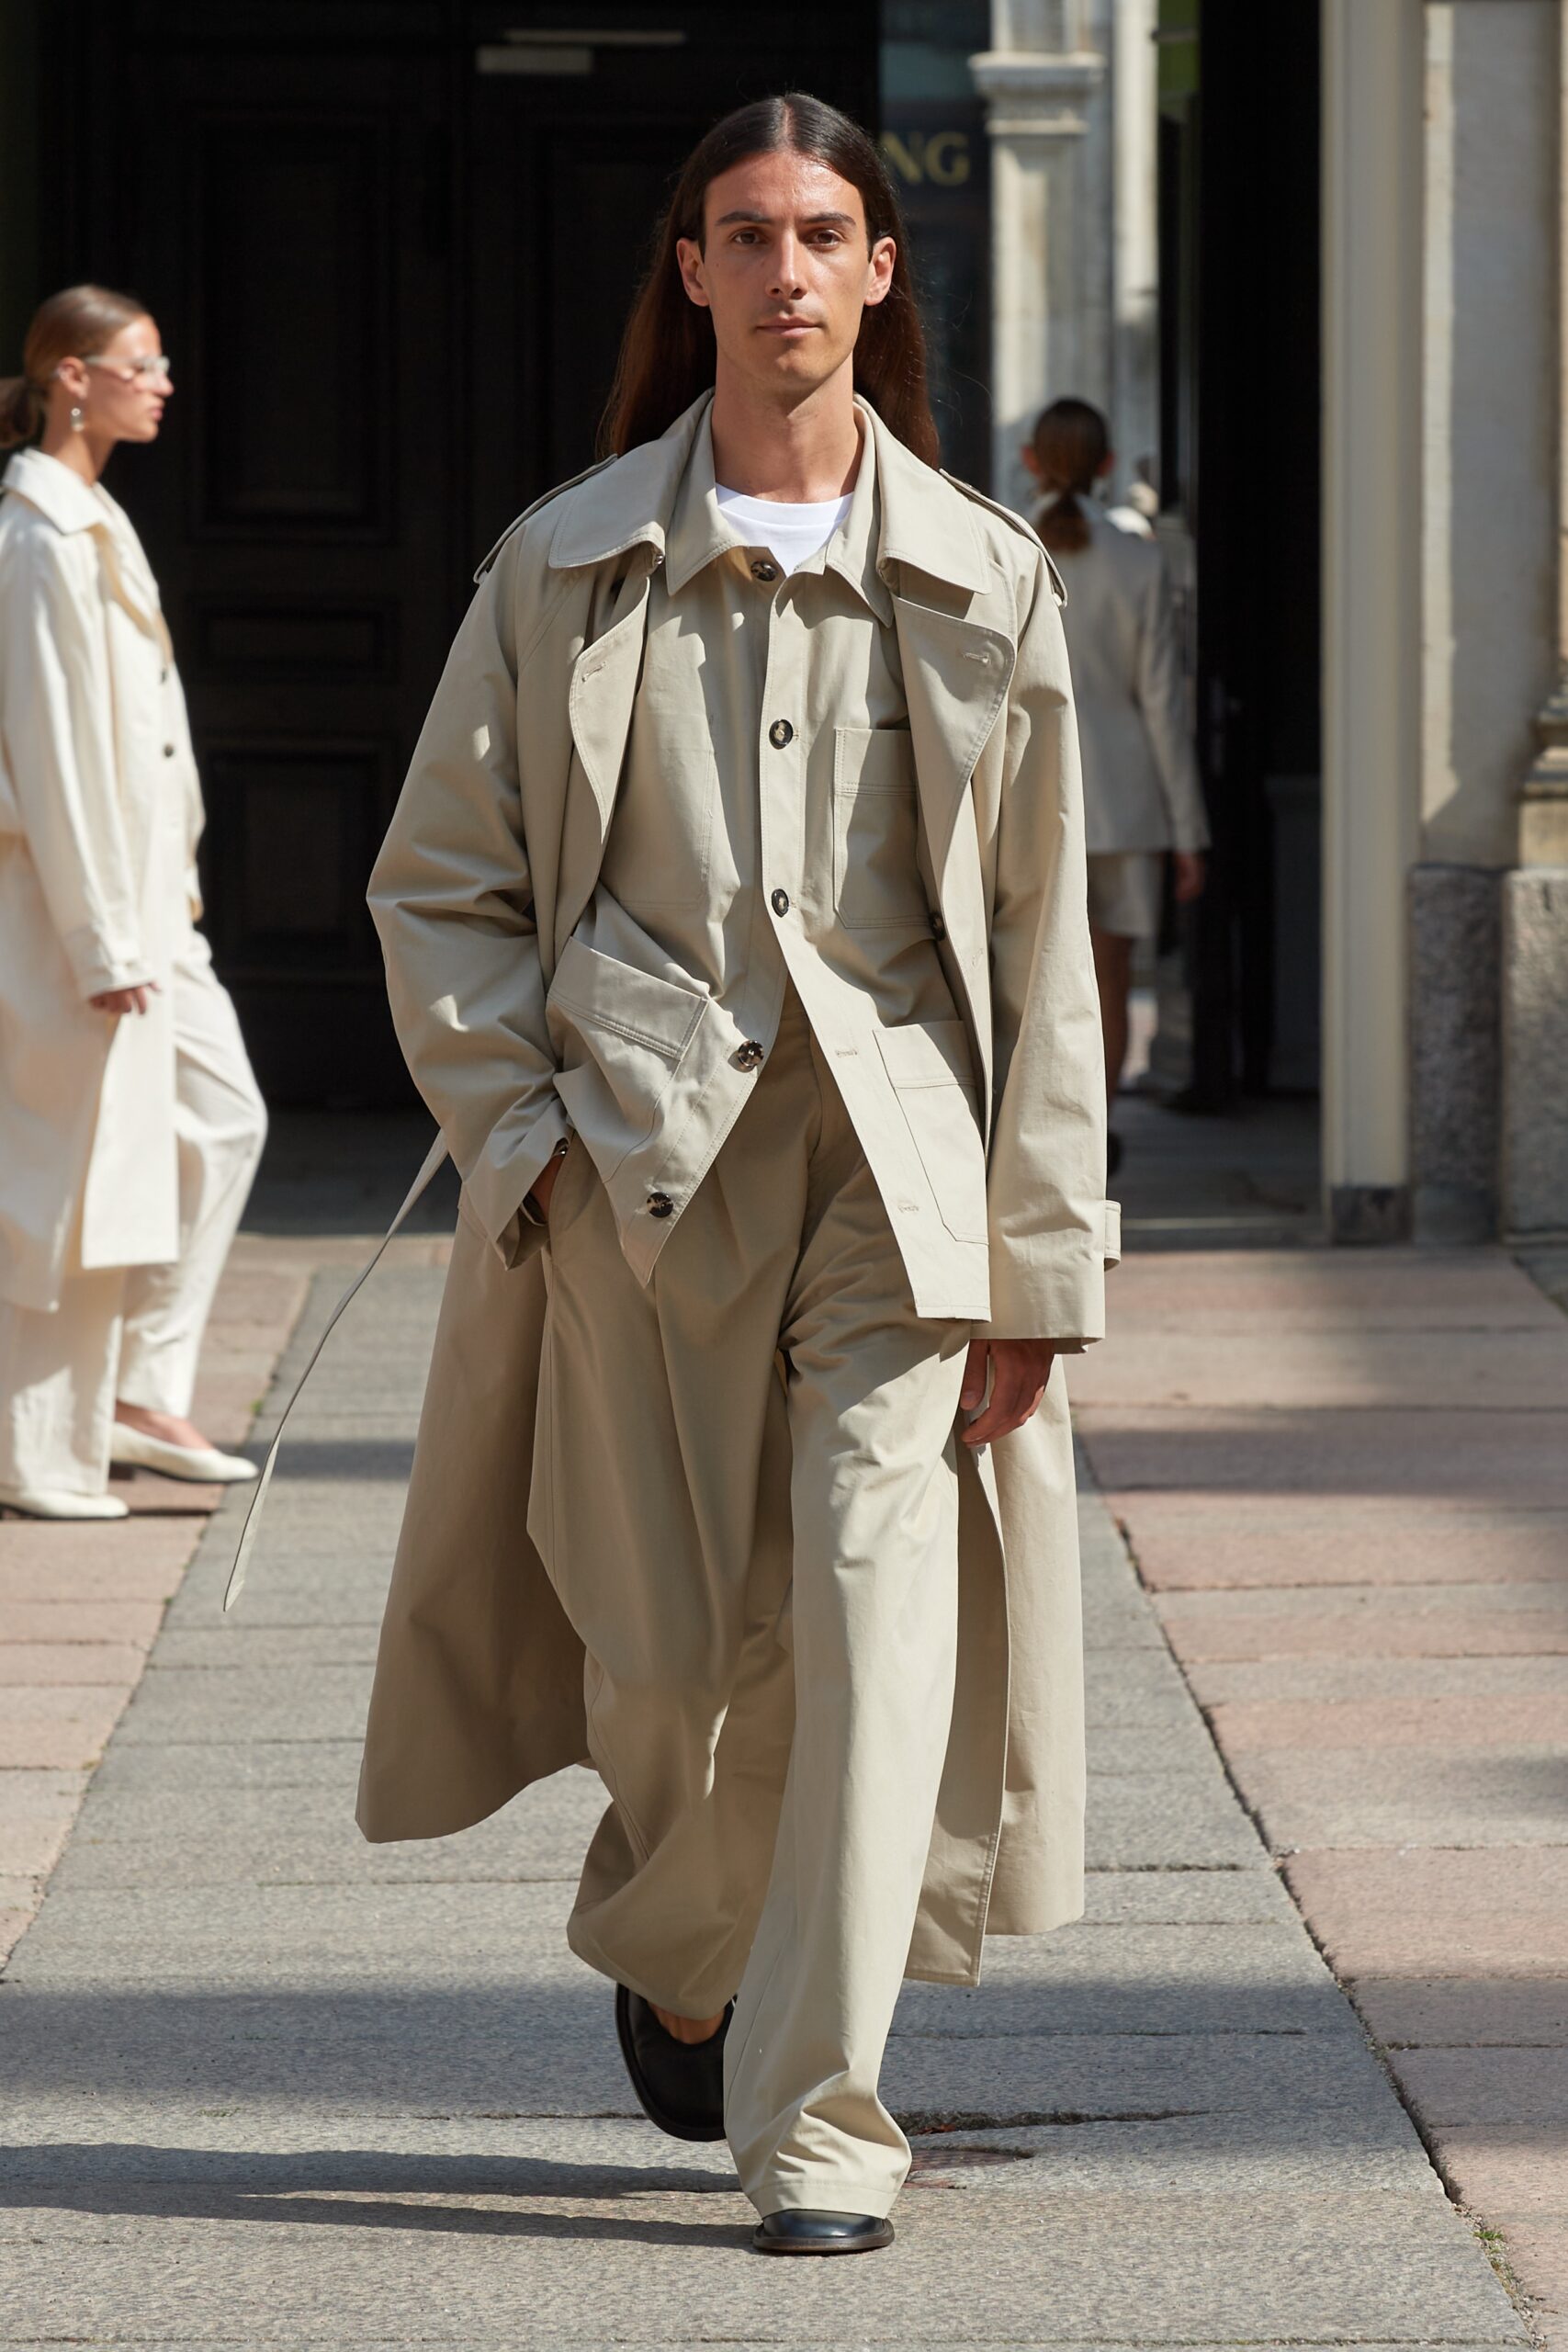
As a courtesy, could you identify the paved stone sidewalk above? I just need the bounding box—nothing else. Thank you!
[1070,1186,1568,2346]
[0,1238,310,1967]
[0,1230,1529,2347]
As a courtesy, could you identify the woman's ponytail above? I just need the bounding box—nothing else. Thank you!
[1029,398,1111,557]
[0,375,42,449]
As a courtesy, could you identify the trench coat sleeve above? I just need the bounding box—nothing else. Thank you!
[367,549,570,1266]
[981,555,1113,1343]
[0,534,151,999]
[1134,559,1209,854]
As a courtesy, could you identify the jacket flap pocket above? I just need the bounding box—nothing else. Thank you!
[547,935,706,1063]
[834,724,915,792]
[875,1017,977,1091]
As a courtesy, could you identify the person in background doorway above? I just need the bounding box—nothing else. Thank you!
[0,285,266,1520]
[1023,398,1208,1175]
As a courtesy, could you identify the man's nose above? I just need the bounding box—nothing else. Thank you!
[768,236,807,298]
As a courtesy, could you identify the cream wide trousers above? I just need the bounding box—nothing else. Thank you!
[0,930,266,1498]
[527,984,970,2220]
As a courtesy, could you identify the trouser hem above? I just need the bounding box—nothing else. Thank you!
[745,2175,904,2222]
[566,1913,737,2021]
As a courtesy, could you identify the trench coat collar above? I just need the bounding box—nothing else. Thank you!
[2,448,166,639]
[547,390,992,606]
[3,446,110,538]
[660,399,893,625]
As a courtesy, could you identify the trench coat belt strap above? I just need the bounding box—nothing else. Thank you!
[224,1130,451,1612]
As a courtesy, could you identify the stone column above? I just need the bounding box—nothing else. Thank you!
[971,0,1111,514]
[1320,0,1425,1240]
[1502,2,1568,1235]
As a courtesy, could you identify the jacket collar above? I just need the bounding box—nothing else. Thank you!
[660,398,893,624]
[3,447,166,637]
[2,447,112,537]
[547,390,990,603]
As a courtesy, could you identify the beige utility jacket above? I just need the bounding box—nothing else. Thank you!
[357,395,1118,1983]
[0,449,203,1310]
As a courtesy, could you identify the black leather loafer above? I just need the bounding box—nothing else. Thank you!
[752,2209,895,2255]
[614,1984,730,2143]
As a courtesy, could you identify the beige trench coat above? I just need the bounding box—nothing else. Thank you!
[0,449,204,1311]
[357,397,1118,1985]
[1037,500,1209,856]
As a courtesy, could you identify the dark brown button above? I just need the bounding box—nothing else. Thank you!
[750,560,778,583]
[646,1192,674,1219]
[770,888,790,917]
[768,718,794,750]
[929,910,947,942]
[163,743,175,757]
[736,1039,765,1069]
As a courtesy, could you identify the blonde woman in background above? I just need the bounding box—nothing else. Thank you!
[0,284,265,1520]
[1024,398,1208,1175]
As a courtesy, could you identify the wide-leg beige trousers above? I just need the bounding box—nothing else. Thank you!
[0,930,266,1497]
[528,986,970,2219]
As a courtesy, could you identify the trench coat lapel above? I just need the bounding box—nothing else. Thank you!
[567,579,651,846]
[868,406,1019,1124]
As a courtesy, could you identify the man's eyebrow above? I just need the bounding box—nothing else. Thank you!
[712,208,858,229]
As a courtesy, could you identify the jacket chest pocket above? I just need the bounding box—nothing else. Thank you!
[602,725,719,910]
[832,726,926,930]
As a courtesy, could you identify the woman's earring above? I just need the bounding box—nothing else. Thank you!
[69,403,85,434]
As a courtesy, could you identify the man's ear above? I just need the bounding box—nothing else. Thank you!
[863,235,896,309]
[675,237,711,311]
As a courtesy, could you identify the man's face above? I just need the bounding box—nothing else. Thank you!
[676,149,895,400]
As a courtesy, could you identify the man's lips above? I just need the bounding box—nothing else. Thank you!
[758,319,818,335]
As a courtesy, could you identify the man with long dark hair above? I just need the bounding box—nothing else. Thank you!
[357,94,1115,2254]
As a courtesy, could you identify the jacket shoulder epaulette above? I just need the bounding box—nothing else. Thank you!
[473,453,621,582]
[940,469,1068,607]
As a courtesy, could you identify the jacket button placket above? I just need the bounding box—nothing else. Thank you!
[759,598,805,958]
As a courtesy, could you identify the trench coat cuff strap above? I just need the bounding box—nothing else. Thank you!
[980,1227,1111,1344]
[465,1099,573,1270]
[63,923,152,1001]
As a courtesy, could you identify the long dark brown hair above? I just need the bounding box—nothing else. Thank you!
[0,283,149,448]
[1030,398,1110,555]
[600,93,939,467]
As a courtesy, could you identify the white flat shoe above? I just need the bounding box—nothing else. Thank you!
[0,1485,130,1521]
[109,1427,259,1485]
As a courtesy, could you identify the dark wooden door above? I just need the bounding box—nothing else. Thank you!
[64,12,462,1103]
[467,5,879,549]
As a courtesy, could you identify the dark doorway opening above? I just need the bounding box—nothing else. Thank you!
[1157,0,1323,1110]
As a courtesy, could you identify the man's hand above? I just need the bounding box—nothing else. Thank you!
[960,1338,1061,1448]
[527,1148,567,1223]
[89,982,156,1016]
[1173,850,1206,905]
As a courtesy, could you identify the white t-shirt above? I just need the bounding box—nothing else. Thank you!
[715,484,853,575]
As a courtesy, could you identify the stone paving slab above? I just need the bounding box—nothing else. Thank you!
[1111,1498,1568,1590]
[1227,1748,1568,1851]
[1077,1404,1568,1504]
[1157,1580,1568,1661]
[1072,1327,1568,1409]
[1357,1980,1568,2047]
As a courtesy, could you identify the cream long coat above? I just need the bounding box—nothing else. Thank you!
[356,397,1118,1985]
[0,449,203,1312]
[1042,501,1209,856]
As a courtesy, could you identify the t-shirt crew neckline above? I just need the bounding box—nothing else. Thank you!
[714,483,854,576]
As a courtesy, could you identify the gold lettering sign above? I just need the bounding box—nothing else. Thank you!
[879,130,972,188]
